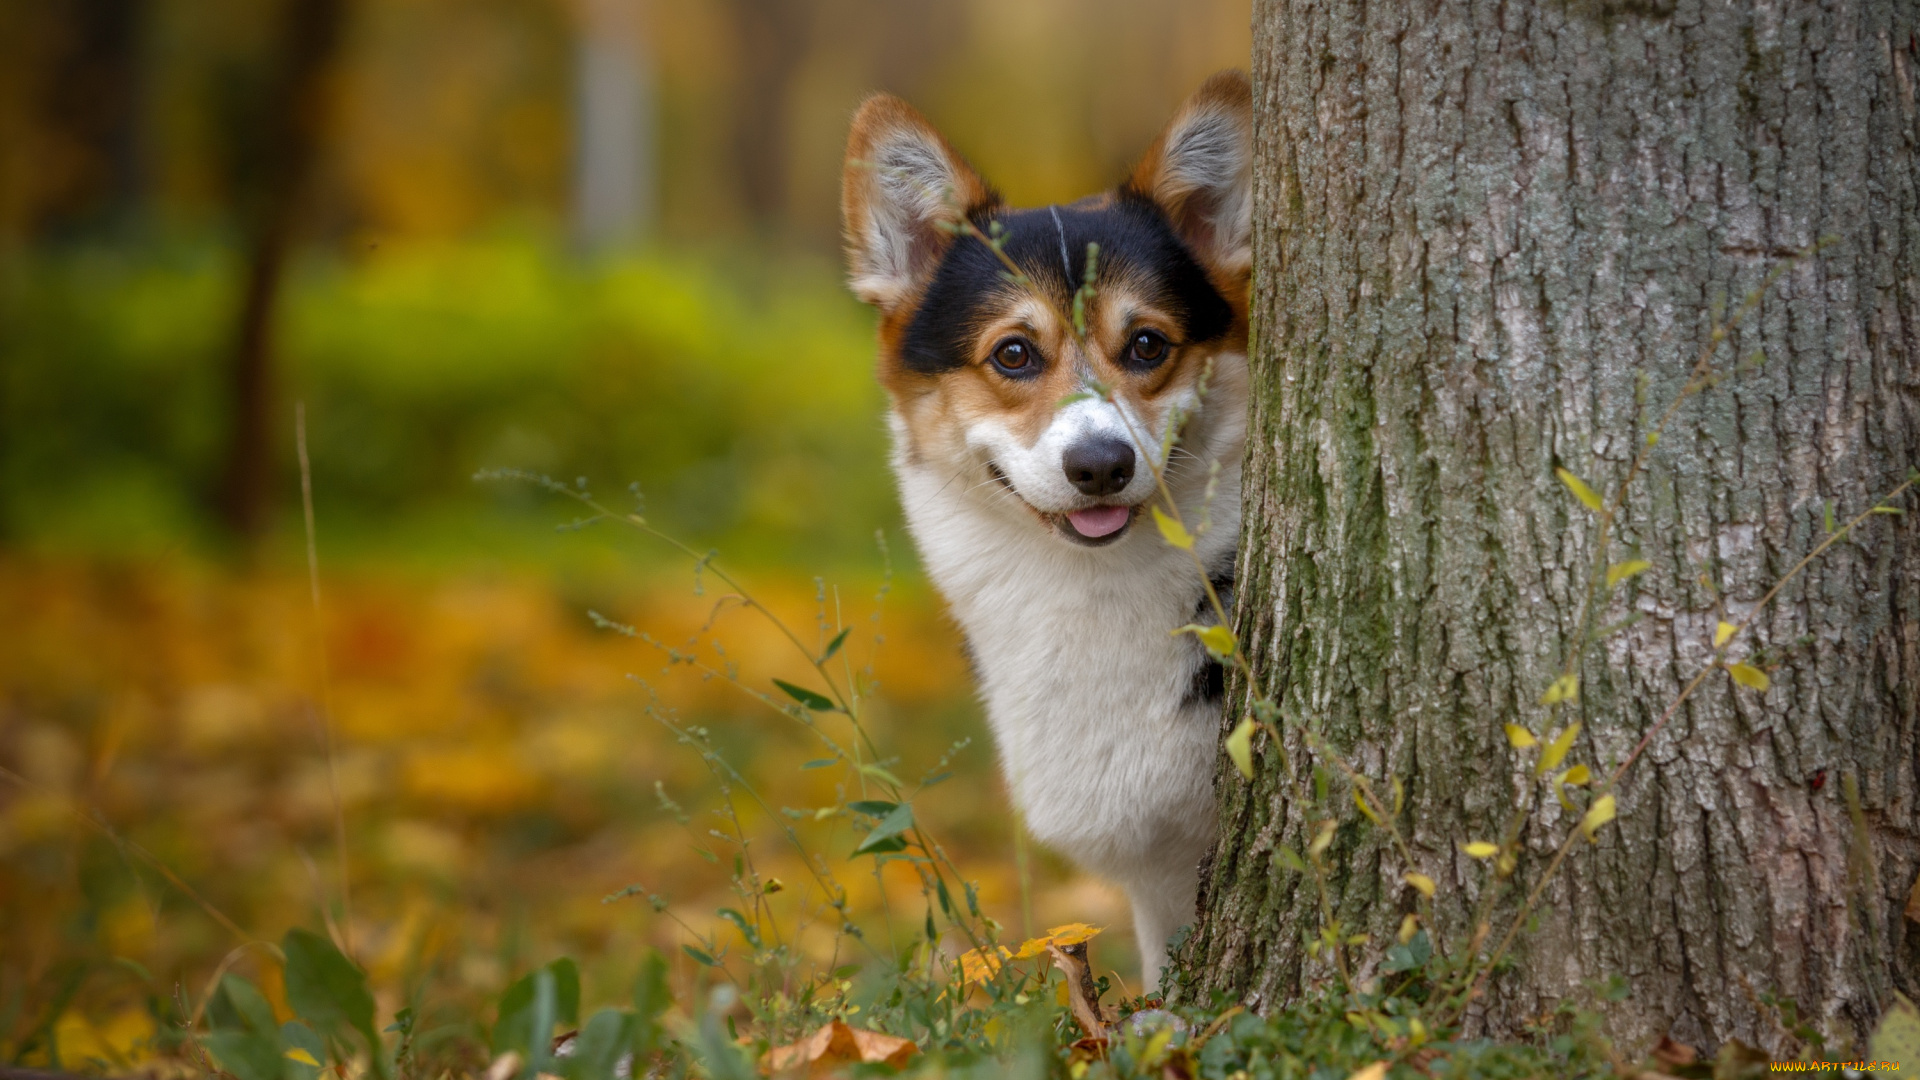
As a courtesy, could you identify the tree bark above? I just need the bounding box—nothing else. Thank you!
[1179,0,1920,1057]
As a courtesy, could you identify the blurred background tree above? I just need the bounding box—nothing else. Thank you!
[0,0,1249,563]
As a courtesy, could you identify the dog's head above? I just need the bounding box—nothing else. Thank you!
[841,74,1252,548]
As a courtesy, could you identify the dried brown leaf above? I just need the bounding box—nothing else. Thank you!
[1045,940,1112,1040]
[764,1019,916,1076]
[1651,1034,1698,1068]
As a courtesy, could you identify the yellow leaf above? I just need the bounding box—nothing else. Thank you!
[957,945,1010,984]
[1173,623,1237,659]
[1728,662,1771,692]
[1504,723,1537,749]
[1010,923,1105,960]
[1462,841,1499,859]
[1348,1062,1389,1080]
[1225,718,1256,779]
[1152,506,1194,550]
[1715,621,1738,647]
[1869,994,1920,1073]
[1537,723,1581,775]
[1556,468,1605,512]
[1539,674,1580,706]
[1398,913,1419,943]
[285,1049,321,1067]
[1404,872,1435,898]
[1580,794,1617,841]
[1607,560,1652,587]
[1354,786,1381,824]
[1309,819,1336,858]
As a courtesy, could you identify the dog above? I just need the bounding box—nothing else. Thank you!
[839,72,1252,992]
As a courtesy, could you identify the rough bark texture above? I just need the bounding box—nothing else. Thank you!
[1178,0,1920,1056]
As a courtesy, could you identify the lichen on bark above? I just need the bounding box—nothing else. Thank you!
[1179,0,1920,1055]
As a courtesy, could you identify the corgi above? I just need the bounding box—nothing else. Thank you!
[839,73,1252,992]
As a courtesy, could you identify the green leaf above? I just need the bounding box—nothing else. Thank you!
[854,802,916,856]
[682,944,718,967]
[630,952,671,1059]
[858,763,905,787]
[772,679,836,711]
[1152,506,1194,550]
[819,627,852,662]
[560,1009,636,1080]
[281,1023,326,1080]
[282,928,388,1079]
[846,800,898,818]
[801,758,837,769]
[1276,845,1307,873]
[1057,391,1096,408]
[1555,468,1605,512]
[1224,718,1256,780]
[492,959,580,1055]
[717,908,762,949]
[203,1031,284,1080]
[1728,662,1771,692]
[1606,560,1652,587]
[210,975,277,1034]
[1872,504,1905,515]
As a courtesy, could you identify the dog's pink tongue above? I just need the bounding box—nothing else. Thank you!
[1066,505,1130,538]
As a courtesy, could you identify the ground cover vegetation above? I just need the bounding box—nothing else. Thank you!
[8,213,1918,1078]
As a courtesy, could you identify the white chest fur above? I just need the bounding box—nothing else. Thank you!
[890,412,1242,988]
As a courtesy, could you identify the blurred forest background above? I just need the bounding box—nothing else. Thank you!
[0,0,1247,1068]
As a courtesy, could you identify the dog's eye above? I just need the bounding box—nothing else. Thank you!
[1125,329,1170,368]
[990,337,1038,377]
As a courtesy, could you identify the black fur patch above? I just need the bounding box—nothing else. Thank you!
[1183,566,1236,708]
[1189,655,1226,704]
[899,193,1234,375]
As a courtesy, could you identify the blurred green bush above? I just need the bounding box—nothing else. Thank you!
[0,237,897,569]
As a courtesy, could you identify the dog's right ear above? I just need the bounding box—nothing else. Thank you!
[841,95,994,310]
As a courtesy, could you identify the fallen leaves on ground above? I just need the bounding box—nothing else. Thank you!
[764,1020,915,1076]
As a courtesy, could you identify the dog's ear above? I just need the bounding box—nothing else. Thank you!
[1128,71,1253,278]
[842,95,995,310]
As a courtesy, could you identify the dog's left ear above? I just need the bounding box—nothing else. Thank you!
[1128,72,1253,277]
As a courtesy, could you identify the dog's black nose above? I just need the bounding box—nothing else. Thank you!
[1062,437,1136,496]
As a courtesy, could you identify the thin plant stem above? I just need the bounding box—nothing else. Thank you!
[295,402,353,958]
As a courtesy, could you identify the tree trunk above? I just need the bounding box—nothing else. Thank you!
[216,0,345,540]
[1179,0,1920,1057]
[572,0,655,253]
[726,0,808,230]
